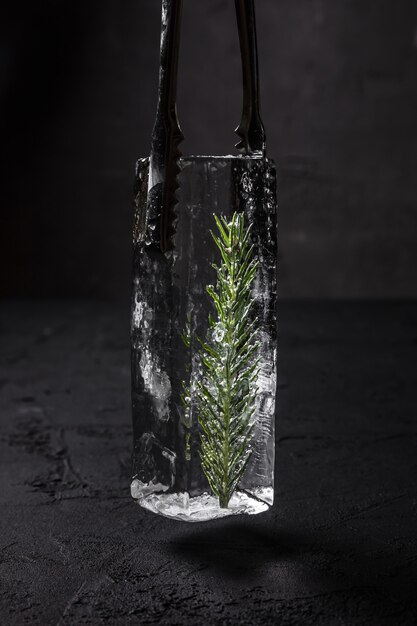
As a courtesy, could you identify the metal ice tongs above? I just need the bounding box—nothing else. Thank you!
[148,0,267,252]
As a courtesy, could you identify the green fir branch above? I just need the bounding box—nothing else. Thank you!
[182,211,260,508]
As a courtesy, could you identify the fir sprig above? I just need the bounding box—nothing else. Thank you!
[182,211,260,508]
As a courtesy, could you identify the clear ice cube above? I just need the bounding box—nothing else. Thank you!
[131,156,277,522]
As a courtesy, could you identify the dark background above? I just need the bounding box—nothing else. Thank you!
[1,0,417,298]
[2,4,417,624]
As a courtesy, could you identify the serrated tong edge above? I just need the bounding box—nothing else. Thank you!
[148,0,267,253]
[148,0,183,253]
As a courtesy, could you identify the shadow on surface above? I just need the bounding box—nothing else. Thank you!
[166,518,309,579]
[165,516,417,622]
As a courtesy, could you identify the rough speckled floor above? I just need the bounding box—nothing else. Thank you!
[1,301,416,625]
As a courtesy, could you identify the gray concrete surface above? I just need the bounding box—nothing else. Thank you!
[0,301,416,624]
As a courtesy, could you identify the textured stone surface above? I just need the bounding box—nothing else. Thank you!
[1,301,417,624]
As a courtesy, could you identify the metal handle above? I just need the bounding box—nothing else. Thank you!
[148,0,184,253]
[148,0,267,252]
[234,0,266,156]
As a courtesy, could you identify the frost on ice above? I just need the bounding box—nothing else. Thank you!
[139,347,171,422]
[132,288,171,422]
